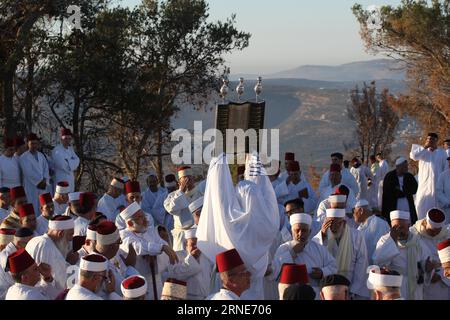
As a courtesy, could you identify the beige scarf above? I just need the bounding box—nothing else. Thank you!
[414,219,449,241]
[397,234,420,300]
[327,225,353,281]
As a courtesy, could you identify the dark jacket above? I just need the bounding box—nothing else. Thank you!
[382,170,418,224]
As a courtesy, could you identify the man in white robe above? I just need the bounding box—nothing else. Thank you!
[376,153,389,209]
[51,128,79,193]
[142,170,170,229]
[409,208,449,300]
[53,181,70,215]
[436,157,450,224]
[316,186,357,227]
[36,193,55,235]
[270,213,337,299]
[410,133,448,220]
[373,210,434,300]
[197,153,279,300]
[350,157,372,201]
[119,202,178,300]
[164,166,203,251]
[97,178,124,221]
[207,248,251,300]
[0,138,21,189]
[74,192,97,236]
[26,215,79,296]
[19,133,50,214]
[274,161,318,214]
[319,153,359,198]
[353,199,389,265]
[312,208,369,299]
[5,248,56,300]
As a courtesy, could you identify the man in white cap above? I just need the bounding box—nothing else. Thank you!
[161,278,187,300]
[437,156,450,224]
[66,253,118,300]
[51,128,79,193]
[373,210,435,300]
[164,166,204,251]
[65,192,81,220]
[410,133,448,220]
[366,265,404,300]
[270,213,337,298]
[163,227,213,300]
[382,157,418,223]
[97,177,124,221]
[410,208,449,299]
[53,181,70,215]
[142,170,169,228]
[119,201,178,299]
[121,275,147,300]
[5,248,56,300]
[312,208,369,299]
[26,215,78,297]
[437,239,450,279]
[353,199,390,265]
[316,186,357,226]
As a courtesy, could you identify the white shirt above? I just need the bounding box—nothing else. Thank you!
[51,144,79,193]
[350,165,372,200]
[65,284,102,300]
[0,155,21,188]
[207,288,240,300]
[5,282,52,300]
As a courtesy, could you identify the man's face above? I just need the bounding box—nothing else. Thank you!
[353,207,365,224]
[41,202,55,218]
[4,146,15,157]
[129,210,148,232]
[329,172,342,186]
[23,263,41,287]
[444,142,450,150]
[391,219,410,240]
[28,140,40,152]
[292,223,310,244]
[55,193,69,203]
[127,192,141,204]
[426,136,438,149]
[61,136,72,147]
[147,175,158,188]
[328,217,345,234]
[180,176,195,190]
[396,162,408,175]
[443,261,450,278]
[288,171,300,185]
[0,192,10,207]
[228,264,251,293]
[13,197,28,212]
[21,215,37,231]
[93,271,107,293]
[331,157,342,166]
[186,238,197,253]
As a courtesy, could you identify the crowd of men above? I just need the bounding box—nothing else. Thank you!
[0,128,449,300]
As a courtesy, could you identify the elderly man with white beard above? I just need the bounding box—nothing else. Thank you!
[25,215,78,297]
[270,213,337,299]
[409,208,449,300]
[373,210,435,300]
[312,208,369,299]
[119,202,178,300]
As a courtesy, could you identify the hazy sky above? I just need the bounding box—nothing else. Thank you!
[122,0,401,74]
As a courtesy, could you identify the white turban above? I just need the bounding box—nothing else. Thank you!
[326,208,346,218]
[390,210,410,221]
[289,213,312,226]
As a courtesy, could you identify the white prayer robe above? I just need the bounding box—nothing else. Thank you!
[5,281,54,300]
[410,145,448,220]
[119,227,167,300]
[0,242,17,299]
[97,193,120,221]
[350,165,372,201]
[312,226,369,298]
[274,179,318,214]
[19,150,50,214]
[35,215,50,235]
[26,233,69,293]
[368,163,380,209]
[377,160,389,209]
[53,200,68,216]
[164,187,203,251]
[437,169,450,224]
[142,187,169,227]
[207,288,240,300]
[74,216,89,236]
[196,153,279,300]
[51,144,79,193]
[270,239,337,299]
[0,155,21,188]
[410,220,450,300]
[65,284,103,300]
[372,233,432,300]
[356,215,390,265]
[319,168,359,200]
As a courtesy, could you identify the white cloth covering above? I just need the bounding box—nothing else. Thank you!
[51,144,79,193]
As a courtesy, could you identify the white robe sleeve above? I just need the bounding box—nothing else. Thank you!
[163,190,189,216]
[166,254,203,280]
[410,144,428,161]
[372,234,399,267]
[120,232,163,256]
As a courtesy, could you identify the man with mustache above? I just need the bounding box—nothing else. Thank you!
[270,213,337,299]
[373,210,435,300]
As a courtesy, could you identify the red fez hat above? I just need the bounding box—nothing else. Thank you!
[96,221,117,234]
[334,185,350,196]
[0,228,16,235]
[216,248,244,273]
[437,239,450,251]
[18,203,35,218]
[237,165,245,175]
[60,128,72,137]
[39,193,53,206]
[285,153,295,161]
[10,186,26,202]
[7,248,35,274]
[73,236,86,252]
[4,138,14,148]
[26,133,40,141]
[122,275,146,289]
[286,161,300,172]
[279,264,309,285]
[79,192,96,211]
[428,208,445,224]
[125,181,141,194]
[13,136,25,147]
[330,164,341,173]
